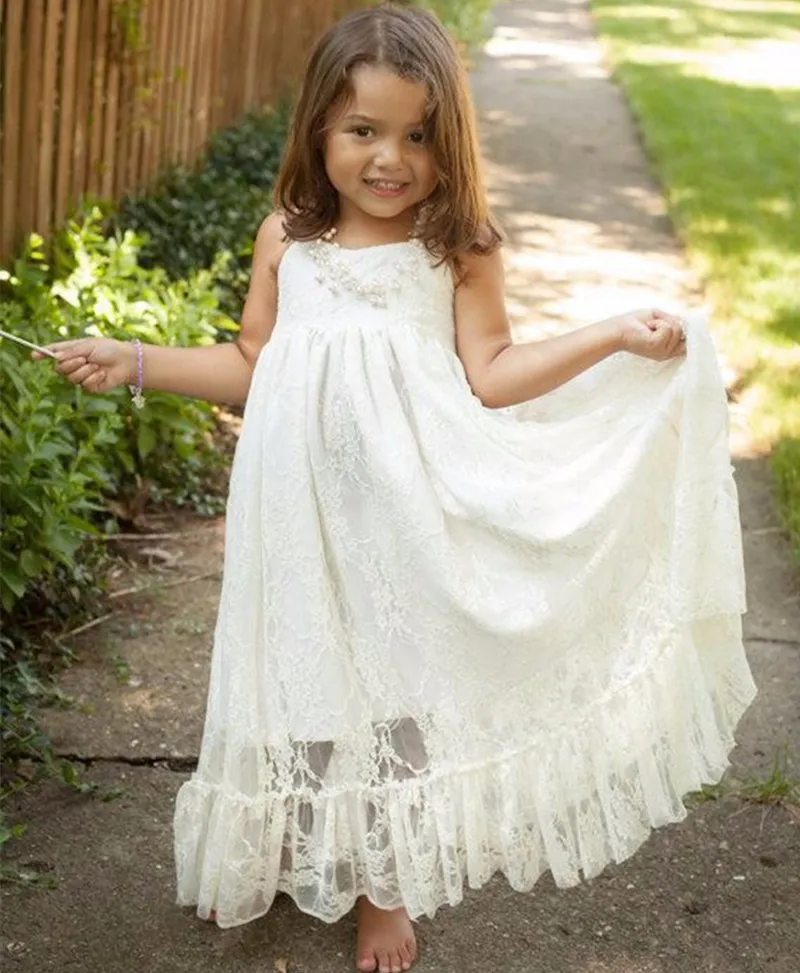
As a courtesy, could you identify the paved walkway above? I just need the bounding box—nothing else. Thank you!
[3,3,799,972]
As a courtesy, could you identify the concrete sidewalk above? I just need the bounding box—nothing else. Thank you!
[3,2,798,972]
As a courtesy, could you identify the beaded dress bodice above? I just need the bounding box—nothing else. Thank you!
[272,239,456,351]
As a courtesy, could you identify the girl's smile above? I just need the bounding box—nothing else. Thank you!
[363,178,410,198]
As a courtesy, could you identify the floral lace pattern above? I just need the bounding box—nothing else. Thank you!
[173,241,755,927]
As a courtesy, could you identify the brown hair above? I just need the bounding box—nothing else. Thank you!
[274,2,503,268]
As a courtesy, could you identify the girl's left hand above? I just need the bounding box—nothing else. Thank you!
[612,308,687,361]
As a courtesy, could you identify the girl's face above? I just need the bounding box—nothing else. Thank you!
[323,64,437,229]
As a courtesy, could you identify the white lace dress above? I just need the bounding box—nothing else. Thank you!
[173,238,756,927]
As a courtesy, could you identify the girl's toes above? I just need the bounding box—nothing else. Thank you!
[399,942,413,969]
[357,953,377,973]
[376,949,391,973]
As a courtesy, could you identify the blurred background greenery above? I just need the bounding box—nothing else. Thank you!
[591,0,800,558]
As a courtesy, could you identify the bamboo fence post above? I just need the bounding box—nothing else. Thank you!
[1,0,24,260]
[36,0,61,237]
[87,0,110,196]
[19,0,45,239]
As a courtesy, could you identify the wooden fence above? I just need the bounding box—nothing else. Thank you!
[0,0,361,264]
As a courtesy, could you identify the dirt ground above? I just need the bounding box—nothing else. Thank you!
[2,2,798,972]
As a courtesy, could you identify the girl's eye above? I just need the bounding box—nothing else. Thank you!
[352,126,373,138]
[408,131,426,144]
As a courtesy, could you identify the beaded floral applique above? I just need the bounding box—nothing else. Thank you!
[306,229,427,307]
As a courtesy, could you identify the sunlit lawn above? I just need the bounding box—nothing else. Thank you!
[590,0,800,558]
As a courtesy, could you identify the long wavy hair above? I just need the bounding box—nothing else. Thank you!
[274,2,503,269]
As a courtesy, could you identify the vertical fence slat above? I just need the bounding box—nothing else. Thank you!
[19,0,45,241]
[208,0,227,131]
[0,0,363,264]
[87,0,110,195]
[193,0,212,152]
[126,0,147,191]
[256,0,271,105]
[137,0,159,187]
[176,0,192,165]
[69,0,94,202]
[55,0,79,226]
[149,0,171,178]
[162,0,180,169]
[101,6,121,199]
[113,11,134,198]
[243,0,263,112]
[174,0,190,164]
[223,0,246,127]
[36,0,61,236]
[181,0,201,163]
[1,0,24,260]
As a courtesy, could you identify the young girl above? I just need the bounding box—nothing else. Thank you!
[41,4,755,971]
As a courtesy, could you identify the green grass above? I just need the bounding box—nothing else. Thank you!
[686,744,800,808]
[590,0,800,560]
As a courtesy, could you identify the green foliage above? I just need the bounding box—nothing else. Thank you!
[110,0,145,53]
[590,0,800,559]
[418,0,494,49]
[115,108,289,317]
[0,212,233,613]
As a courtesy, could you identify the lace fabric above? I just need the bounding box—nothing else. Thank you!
[173,241,755,927]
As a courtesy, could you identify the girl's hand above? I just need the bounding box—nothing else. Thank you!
[35,337,138,393]
[607,308,687,361]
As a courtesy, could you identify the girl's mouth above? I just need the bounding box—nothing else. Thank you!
[364,178,409,198]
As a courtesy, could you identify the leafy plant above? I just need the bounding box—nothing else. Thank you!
[0,213,234,611]
[115,107,289,317]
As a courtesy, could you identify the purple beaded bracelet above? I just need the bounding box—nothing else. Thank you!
[128,339,146,409]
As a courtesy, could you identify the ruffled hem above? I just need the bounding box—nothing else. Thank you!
[173,619,756,927]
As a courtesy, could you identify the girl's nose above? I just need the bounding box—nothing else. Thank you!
[374,140,403,168]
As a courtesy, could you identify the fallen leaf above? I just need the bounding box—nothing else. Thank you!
[274,959,289,973]
[139,546,181,568]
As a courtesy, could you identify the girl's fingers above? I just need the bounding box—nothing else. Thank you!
[82,370,107,391]
[649,323,683,359]
[647,309,684,337]
[46,338,94,355]
[68,363,100,385]
[56,356,89,376]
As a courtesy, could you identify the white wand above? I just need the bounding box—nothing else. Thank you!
[0,328,59,358]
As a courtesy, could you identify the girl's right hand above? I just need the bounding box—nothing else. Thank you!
[35,337,138,393]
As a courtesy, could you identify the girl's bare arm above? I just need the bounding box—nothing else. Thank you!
[454,249,685,409]
[40,212,287,406]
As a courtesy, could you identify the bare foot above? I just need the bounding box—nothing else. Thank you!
[356,897,417,972]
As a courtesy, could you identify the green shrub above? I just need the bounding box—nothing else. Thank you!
[114,108,289,317]
[0,298,119,612]
[0,212,235,612]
